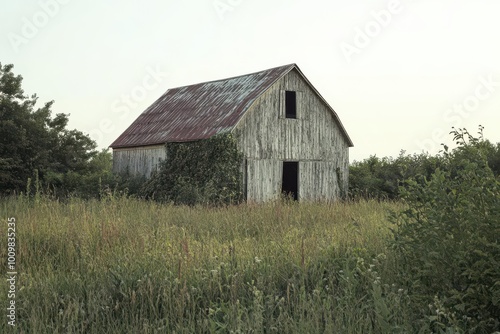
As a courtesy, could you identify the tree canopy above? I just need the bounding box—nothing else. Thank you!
[0,62,98,195]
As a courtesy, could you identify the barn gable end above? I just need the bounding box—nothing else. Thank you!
[234,68,350,202]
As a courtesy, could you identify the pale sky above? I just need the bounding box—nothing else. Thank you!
[2,0,500,162]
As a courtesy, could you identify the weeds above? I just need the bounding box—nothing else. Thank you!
[0,197,409,333]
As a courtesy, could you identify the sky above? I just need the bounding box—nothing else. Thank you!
[2,0,500,162]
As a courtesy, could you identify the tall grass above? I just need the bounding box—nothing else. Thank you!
[1,196,410,333]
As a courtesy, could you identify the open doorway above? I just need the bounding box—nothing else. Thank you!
[282,161,299,200]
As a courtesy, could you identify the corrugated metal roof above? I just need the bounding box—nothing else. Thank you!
[110,63,353,148]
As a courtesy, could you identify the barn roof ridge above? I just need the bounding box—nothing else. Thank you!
[168,63,297,90]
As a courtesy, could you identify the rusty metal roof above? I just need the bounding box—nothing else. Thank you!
[110,63,353,148]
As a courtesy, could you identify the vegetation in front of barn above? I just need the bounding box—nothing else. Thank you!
[390,127,500,333]
[141,133,244,206]
[1,197,413,333]
[1,128,498,334]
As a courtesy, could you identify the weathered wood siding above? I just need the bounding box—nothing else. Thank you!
[245,159,282,202]
[112,145,166,177]
[234,69,350,202]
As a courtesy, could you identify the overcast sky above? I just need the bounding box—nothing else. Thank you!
[2,0,500,162]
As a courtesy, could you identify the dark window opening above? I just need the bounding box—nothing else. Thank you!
[282,161,299,200]
[285,91,297,119]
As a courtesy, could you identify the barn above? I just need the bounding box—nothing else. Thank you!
[110,63,353,202]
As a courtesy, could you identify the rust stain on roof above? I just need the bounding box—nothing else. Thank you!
[110,63,353,148]
[110,64,295,148]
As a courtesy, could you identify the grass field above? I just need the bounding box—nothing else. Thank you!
[1,196,413,333]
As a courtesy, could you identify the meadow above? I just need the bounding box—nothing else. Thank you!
[1,196,412,333]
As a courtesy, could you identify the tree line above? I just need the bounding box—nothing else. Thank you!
[349,131,500,200]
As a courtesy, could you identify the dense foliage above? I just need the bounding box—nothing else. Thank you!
[391,127,500,333]
[141,133,244,205]
[0,63,114,197]
[349,132,500,200]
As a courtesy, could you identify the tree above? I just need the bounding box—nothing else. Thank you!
[0,62,98,195]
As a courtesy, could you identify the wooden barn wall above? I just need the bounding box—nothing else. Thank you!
[245,159,282,202]
[234,69,350,202]
[112,145,166,178]
[300,161,340,201]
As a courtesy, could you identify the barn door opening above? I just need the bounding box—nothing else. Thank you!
[282,161,299,200]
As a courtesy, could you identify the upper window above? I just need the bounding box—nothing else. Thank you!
[285,91,297,119]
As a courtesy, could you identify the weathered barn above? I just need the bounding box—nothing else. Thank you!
[110,64,353,202]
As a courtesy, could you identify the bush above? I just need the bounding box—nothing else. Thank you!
[349,152,443,200]
[141,133,244,205]
[391,127,500,333]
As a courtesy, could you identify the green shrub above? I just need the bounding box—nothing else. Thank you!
[391,127,500,333]
[349,152,444,200]
[141,133,244,205]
